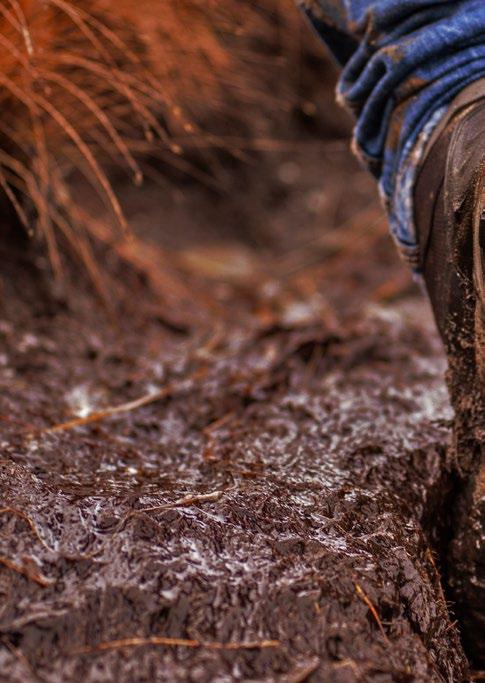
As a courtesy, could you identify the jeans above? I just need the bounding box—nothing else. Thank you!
[299,1,485,267]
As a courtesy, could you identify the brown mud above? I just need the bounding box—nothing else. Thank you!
[0,41,479,683]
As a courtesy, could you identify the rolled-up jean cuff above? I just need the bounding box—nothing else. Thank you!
[384,106,447,270]
[300,1,485,270]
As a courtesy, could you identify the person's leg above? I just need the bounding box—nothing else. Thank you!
[299,0,484,664]
[300,0,485,263]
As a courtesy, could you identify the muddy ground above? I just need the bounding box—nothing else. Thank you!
[0,36,479,683]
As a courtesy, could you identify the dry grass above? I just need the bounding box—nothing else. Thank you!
[0,0,302,291]
[75,636,280,654]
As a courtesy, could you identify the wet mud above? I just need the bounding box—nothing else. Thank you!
[0,39,480,683]
[0,241,471,681]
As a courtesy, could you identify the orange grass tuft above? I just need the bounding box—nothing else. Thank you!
[0,0,299,288]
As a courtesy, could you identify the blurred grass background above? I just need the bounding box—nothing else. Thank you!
[0,1,416,325]
[101,0,414,326]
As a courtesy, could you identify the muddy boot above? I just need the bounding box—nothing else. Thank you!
[414,91,485,665]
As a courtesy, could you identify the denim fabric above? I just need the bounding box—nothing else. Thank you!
[299,0,485,267]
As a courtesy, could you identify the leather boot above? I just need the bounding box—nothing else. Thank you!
[414,95,484,665]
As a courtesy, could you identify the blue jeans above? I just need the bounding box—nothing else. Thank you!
[299,1,485,267]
